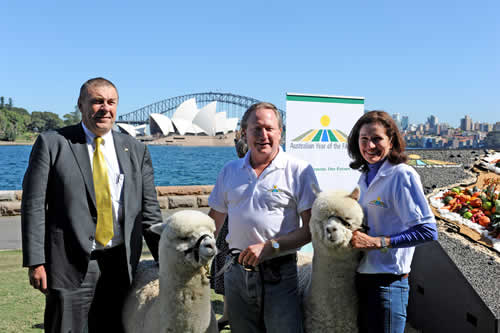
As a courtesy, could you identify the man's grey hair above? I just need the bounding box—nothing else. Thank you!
[240,102,283,130]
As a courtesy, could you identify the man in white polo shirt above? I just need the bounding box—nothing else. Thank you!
[208,102,318,333]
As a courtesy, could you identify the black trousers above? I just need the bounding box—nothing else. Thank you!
[44,245,130,333]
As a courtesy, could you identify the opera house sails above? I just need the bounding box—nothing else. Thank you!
[149,98,238,137]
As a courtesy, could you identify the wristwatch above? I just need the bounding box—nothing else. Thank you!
[270,239,280,253]
[380,237,388,253]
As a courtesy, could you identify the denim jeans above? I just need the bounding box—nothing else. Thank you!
[224,256,304,333]
[356,273,410,333]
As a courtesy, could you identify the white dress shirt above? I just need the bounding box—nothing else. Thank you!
[81,123,124,250]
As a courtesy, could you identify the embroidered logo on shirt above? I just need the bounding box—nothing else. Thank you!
[268,185,283,193]
[369,197,388,208]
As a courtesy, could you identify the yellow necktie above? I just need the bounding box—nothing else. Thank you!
[93,137,114,245]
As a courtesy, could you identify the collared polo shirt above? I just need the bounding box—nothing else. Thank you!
[357,160,435,274]
[208,148,318,252]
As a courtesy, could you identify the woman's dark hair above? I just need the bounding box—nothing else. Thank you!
[347,110,407,172]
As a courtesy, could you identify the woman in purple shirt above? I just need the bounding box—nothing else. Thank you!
[348,111,438,333]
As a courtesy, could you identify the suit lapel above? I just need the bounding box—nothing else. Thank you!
[113,132,131,223]
[67,124,96,208]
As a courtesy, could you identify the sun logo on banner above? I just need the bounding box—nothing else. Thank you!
[292,115,348,142]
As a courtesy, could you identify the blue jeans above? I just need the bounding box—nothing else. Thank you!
[356,273,410,333]
[224,256,304,333]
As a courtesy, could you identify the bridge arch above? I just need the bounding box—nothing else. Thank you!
[117,92,285,125]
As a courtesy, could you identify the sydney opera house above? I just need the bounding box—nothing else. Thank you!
[116,98,239,146]
[115,123,146,138]
[149,98,238,137]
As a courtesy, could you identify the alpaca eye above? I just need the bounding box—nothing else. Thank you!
[179,237,189,241]
[340,218,352,227]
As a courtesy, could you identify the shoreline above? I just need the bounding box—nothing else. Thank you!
[0,132,237,147]
[0,141,34,146]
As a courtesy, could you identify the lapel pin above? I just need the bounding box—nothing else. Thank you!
[124,148,129,152]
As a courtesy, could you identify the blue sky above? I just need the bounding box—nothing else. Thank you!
[2,0,498,127]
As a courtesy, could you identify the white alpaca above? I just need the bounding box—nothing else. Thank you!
[123,210,218,333]
[299,186,364,333]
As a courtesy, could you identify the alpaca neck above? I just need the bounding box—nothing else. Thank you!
[159,266,213,331]
[304,245,360,332]
[310,247,359,303]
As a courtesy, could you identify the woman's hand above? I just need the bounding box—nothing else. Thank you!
[351,230,385,250]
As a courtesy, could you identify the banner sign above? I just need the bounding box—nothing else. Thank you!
[285,93,365,192]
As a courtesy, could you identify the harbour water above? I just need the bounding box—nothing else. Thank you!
[0,145,239,190]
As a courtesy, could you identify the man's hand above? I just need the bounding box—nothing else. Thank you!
[350,230,384,249]
[238,242,272,267]
[29,264,48,295]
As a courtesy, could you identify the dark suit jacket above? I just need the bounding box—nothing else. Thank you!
[21,123,162,289]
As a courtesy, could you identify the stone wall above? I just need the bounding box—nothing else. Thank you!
[0,185,214,217]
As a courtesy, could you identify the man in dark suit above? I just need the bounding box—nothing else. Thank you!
[21,77,162,333]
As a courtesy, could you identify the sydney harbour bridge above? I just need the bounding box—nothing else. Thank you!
[117,92,285,126]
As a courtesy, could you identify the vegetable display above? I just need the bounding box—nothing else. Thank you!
[437,178,500,239]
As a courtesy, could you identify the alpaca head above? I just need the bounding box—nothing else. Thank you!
[310,185,364,249]
[150,210,217,269]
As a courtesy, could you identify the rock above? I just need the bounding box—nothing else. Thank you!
[168,195,197,209]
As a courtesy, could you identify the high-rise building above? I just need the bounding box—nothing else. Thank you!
[392,113,401,130]
[427,115,438,128]
[401,116,409,131]
[480,123,493,132]
[460,115,473,131]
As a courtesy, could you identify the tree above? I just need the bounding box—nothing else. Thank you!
[29,111,63,132]
[4,123,17,141]
[7,97,13,110]
[63,105,81,126]
[0,96,4,109]
[29,112,44,132]
[44,112,64,130]
[0,108,27,138]
[11,107,30,117]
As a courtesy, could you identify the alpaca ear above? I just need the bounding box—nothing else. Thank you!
[311,182,322,197]
[149,222,167,236]
[349,186,361,201]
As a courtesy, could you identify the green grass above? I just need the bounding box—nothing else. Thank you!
[0,249,230,332]
[0,250,44,333]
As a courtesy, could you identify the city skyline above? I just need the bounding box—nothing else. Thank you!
[1,1,498,127]
[387,112,498,129]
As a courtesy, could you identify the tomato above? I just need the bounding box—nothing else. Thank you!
[478,216,490,227]
[470,198,482,208]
